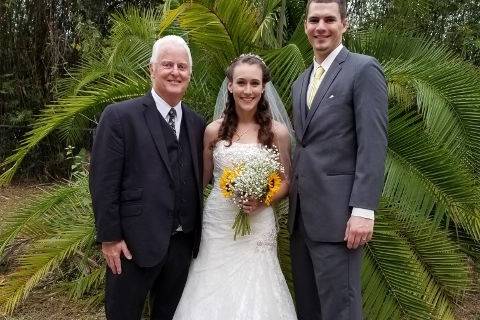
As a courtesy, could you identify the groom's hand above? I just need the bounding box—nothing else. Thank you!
[102,240,132,275]
[344,216,374,249]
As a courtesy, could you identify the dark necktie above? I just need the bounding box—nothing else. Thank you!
[167,108,177,136]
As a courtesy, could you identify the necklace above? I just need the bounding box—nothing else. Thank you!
[234,125,252,141]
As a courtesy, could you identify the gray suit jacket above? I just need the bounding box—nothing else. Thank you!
[288,47,388,242]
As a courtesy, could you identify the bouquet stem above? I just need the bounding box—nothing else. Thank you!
[232,209,251,240]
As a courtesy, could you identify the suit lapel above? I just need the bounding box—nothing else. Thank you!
[182,105,201,190]
[302,48,349,138]
[297,65,313,142]
[143,92,174,181]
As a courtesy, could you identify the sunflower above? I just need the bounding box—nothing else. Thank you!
[219,167,241,198]
[264,172,282,206]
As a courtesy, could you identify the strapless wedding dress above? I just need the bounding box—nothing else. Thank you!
[173,141,297,320]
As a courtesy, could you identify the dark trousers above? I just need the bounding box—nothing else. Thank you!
[290,202,363,320]
[105,231,194,320]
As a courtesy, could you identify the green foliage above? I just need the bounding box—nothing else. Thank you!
[1,1,479,319]
[275,199,293,295]
[0,172,98,314]
[348,0,480,66]
[0,0,166,180]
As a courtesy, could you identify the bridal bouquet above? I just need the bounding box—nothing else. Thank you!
[219,145,284,239]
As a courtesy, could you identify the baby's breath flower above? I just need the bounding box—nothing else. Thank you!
[219,146,284,239]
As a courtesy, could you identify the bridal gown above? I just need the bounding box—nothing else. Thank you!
[173,141,297,320]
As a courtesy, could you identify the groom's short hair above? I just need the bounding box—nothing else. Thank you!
[150,35,193,73]
[305,0,347,20]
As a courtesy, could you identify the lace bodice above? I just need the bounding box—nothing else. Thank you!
[211,141,261,187]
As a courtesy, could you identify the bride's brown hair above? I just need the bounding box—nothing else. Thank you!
[216,55,274,148]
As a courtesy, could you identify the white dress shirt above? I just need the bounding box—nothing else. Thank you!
[151,88,182,140]
[310,44,374,220]
[309,43,344,86]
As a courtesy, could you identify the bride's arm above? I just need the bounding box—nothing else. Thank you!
[269,122,292,205]
[202,121,221,188]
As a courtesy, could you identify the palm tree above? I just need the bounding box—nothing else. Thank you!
[1,1,479,319]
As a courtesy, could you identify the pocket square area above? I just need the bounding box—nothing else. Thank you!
[328,95,334,99]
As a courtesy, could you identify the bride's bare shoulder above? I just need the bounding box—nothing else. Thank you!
[206,119,223,134]
[204,119,223,143]
[272,120,289,140]
[207,118,223,130]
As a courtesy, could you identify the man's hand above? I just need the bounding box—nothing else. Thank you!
[102,240,132,275]
[344,216,374,249]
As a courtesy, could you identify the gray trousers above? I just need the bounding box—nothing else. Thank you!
[291,205,363,320]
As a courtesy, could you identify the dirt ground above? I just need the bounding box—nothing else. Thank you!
[0,183,50,220]
[0,183,479,319]
[1,290,104,320]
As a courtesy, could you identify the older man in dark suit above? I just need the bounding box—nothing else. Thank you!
[289,1,388,319]
[89,35,205,320]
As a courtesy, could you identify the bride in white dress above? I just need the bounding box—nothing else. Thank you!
[173,54,297,320]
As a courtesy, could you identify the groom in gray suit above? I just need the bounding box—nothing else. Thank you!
[289,0,388,319]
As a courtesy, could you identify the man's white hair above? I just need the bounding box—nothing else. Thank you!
[150,35,192,72]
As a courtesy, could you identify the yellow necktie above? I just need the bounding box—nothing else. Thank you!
[307,66,325,108]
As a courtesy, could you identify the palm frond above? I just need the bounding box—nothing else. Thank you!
[263,44,306,105]
[253,10,279,49]
[362,201,469,320]
[387,80,416,109]
[0,73,149,186]
[385,205,470,299]
[0,174,96,314]
[362,252,404,320]
[365,202,470,320]
[0,182,85,257]
[287,19,312,65]
[0,223,95,314]
[159,2,236,78]
[59,7,160,96]
[212,0,258,53]
[349,30,480,171]
[384,106,480,239]
[65,266,105,301]
[109,7,161,45]
[275,199,293,295]
[364,211,432,320]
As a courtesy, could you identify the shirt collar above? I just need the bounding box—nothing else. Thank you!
[313,43,344,73]
[151,88,182,120]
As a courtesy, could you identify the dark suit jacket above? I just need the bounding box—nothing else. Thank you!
[289,47,388,242]
[89,92,205,267]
